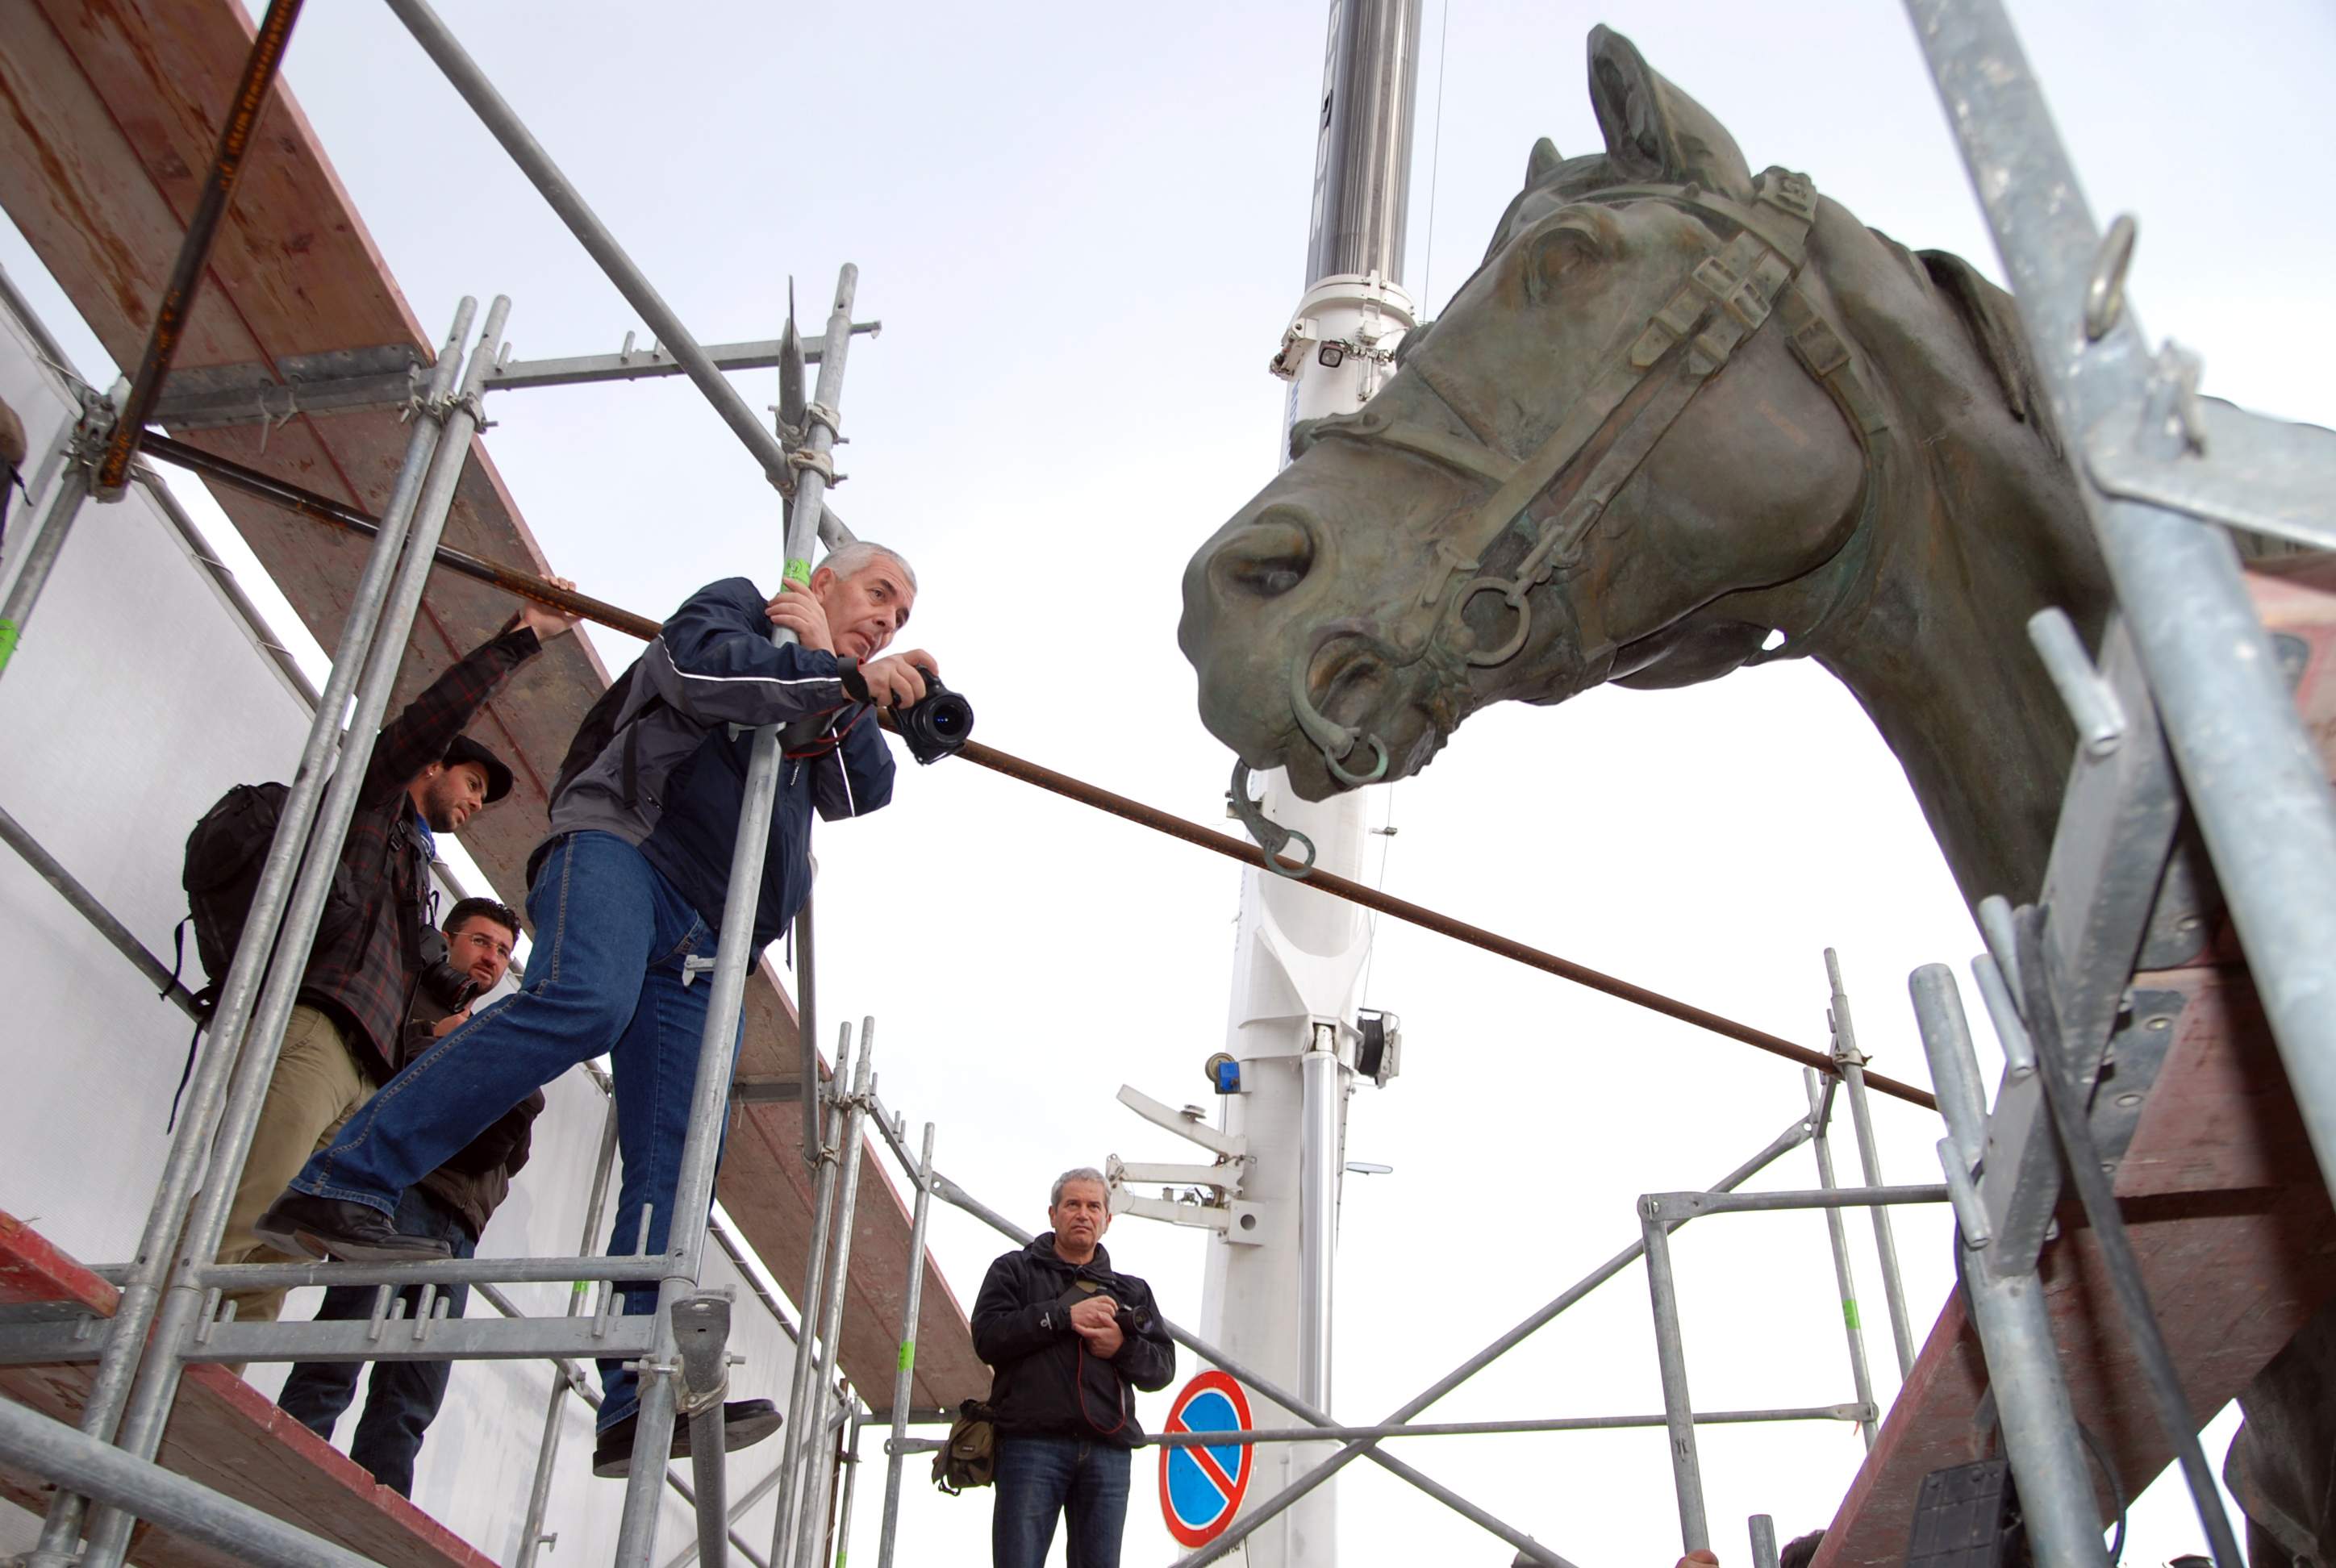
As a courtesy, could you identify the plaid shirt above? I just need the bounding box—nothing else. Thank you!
[298,623,540,1081]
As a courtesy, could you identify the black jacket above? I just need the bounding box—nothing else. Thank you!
[540,578,894,958]
[398,998,545,1240]
[970,1235,1176,1446]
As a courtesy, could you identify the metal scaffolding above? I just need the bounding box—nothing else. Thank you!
[0,0,892,1559]
[3,0,2332,1562]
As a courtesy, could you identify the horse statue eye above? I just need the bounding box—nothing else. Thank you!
[1212,517,1316,602]
[1527,225,1603,300]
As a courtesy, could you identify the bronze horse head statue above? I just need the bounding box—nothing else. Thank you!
[1180,24,2117,911]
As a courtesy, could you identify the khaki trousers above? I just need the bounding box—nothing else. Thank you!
[215,1003,373,1345]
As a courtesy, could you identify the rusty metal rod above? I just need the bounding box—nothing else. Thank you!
[141,431,1933,1108]
[94,0,306,498]
[943,737,1934,1107]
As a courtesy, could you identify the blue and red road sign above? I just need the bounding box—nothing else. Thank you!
[1158,1370,1254,1547]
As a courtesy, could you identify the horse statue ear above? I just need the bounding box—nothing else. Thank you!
[1585,25,1754,198]
[1525,136,1562,189]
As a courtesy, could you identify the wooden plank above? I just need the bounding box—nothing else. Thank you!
[0,1211,497,1568]
[0,0,985,1413]
[0,1208,115,1318]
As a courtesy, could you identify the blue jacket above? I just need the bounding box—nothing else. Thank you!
[543,577,895,955]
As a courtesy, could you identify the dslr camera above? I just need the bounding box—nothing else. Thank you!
[895,667,974,765]
[415,925,482,1014]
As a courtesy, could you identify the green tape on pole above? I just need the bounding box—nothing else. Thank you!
[1843,1299,1861,1331]
[0,619,19,676]
[571,1280,589,1299]
[782,557,813,586]
[897,1337,915,1372]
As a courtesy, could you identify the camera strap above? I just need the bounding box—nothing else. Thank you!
[780,703,868,761]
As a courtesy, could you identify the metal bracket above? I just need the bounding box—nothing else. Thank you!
[2085,392,2336,554]
[1105,1154,1242,1195]
[2087,989,2187,1173]
[671,1291,733,1416]
[1116,1085,1245,1160]
[1107,1189,1264,1243]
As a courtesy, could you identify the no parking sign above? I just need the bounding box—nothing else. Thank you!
[1158,1370,1254,1547]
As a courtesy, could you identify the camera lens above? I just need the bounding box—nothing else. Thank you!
[930,702,969,739]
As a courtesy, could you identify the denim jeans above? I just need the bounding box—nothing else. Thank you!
[274,1186,477,1496]
[992,1434,1132,1568]
[287,831,745,1432]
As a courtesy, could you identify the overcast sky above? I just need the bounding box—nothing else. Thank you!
[7,0,2333,1562]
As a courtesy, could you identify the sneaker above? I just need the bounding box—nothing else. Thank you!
[592,1399,783,1478]
[252,1192,453,1264]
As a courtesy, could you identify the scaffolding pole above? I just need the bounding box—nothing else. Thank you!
[888,1406,1867,1455]
[0,800,202,1016]
[384,0,817,501]
[830,1413,864,1568]
[0,1399,375,1568]
[90,0,304,499]
[0,457,94,684]
[31,295,477,1568]
[82,295,513,1568]
[1916,967,2109,1568]
[1803,1070,1879,1449]
[774,1024,852,1560]
[1641,1201,1709,1553]
[875,1123,936,1568]
[1825,949,1916,1378]
[787,1028,877,1568]
[516,1092,622,1568]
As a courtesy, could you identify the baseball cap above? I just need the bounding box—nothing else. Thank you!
[443,734,514,803]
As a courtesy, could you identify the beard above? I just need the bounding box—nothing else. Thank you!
[419,778,468,832]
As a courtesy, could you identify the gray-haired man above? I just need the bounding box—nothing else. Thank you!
[970,1168,1176,1568]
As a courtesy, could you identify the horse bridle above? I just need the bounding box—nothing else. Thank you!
[1282,166,1892,787]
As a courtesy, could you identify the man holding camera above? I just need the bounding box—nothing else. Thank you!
[214,591,578,1336]
[261,542,935,1476]
[972,1168,1177,1568]
[274,896,544,1496]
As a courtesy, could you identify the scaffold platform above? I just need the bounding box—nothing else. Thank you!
[0,1211,497,1568]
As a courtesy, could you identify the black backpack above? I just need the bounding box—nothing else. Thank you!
[165,781,359,1129]
[546,657,645,806]
[180,781,362,1007]
[528,657,663,884]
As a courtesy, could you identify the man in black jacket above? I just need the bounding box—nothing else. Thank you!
[971,1168,1176,1568]
[273,896,545,1497]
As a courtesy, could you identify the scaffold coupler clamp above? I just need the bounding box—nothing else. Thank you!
[671,1291,735,1418]
[786,444,840,486]
[65,382,121,485]
[680,953,719,988]
[1827,1009,1868,1070]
